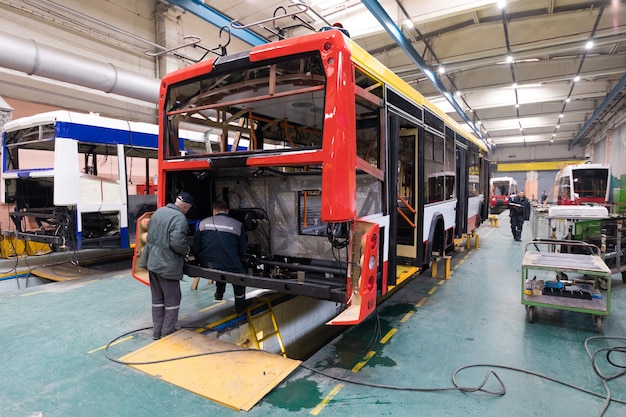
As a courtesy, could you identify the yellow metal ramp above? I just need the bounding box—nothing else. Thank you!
[120,329,301,411]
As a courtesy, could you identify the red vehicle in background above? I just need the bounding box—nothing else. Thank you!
[489,176,518,213]
[556,163,611,206]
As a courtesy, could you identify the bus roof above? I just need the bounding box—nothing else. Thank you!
[345,37,489,154]
[2,111,159,137]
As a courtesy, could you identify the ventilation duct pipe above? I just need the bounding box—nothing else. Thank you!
[0,30,159,104]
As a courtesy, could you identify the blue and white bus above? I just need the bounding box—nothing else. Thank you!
[1,111,162,251]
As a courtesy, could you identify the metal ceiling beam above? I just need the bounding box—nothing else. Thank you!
[568,72,626,150]
[360,0,490,150]
[166,0,267,46]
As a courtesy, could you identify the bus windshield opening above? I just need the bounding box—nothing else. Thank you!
[164,53,326,159]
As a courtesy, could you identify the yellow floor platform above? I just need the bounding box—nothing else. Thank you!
[120,329,301,411]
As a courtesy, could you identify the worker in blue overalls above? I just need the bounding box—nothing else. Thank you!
[194,200,248,313]
[509,190,531,241]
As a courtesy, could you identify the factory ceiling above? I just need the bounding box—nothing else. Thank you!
[0,0,624,153]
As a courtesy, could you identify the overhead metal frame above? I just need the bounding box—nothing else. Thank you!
[166,0,267,46]
[568,73,626,150]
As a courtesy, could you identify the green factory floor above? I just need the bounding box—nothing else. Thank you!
[1,211,625,417]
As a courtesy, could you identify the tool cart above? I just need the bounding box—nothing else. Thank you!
[521,239,612,333]
[545,208,626,285]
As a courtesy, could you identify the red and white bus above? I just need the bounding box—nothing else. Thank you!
[489,176,518,213]
[132,29,490,325]
[556,163,611,206]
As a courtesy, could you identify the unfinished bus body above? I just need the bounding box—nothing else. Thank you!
[132,29,490,325]
[1,111,164,250]
[556,163,611,206]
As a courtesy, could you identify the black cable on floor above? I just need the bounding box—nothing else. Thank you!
[103,326,244,366]
[302,336,626,417]
[103,328,625,417]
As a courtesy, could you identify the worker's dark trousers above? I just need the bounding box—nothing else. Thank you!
[149,271,181,338]
[216,281,247,313]
[510,215,524,240]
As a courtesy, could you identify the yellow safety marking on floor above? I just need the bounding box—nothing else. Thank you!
[380,328,397,344]
[199,300,226,312]
[438,279,445,285]
[352,350,376,373]
[121,329,301,411]
[310,383,344,416]
[428,286,438,295]
[416,297,428,307]
[21,289,51,296]
[400,311,414,323]
[88,335,134,354]
[194,310,240,334]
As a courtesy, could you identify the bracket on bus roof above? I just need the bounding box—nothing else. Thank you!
[144,35,202,57]
[230,2,314,40]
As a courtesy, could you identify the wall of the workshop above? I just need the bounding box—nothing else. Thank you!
[0,0,254,124]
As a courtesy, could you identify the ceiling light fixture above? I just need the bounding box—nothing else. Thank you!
[559,114,563,118]
[574,75,580,82]
[565,98,571,103]
[506,55,513,63]
[497,0,506,9]
[438,66,446,74]
[585,40,594,49]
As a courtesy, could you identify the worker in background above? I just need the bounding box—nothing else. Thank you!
[540,190,548,204]
[319,22,350,37]
[138,192,194,340]
[508,190,531,241]
[195,200,248,313]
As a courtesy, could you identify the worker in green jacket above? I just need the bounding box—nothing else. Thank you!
[139,192,194,339]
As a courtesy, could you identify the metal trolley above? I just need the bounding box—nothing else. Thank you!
[521,239,612,333]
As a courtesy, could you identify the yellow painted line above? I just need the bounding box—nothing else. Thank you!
[199,301,226,312]
[458,259,465,264]
[310,383,344,416]
[195,308,238,333]
[88,335,134,354]
[438,279,445,285]
[428,286,438,295]
[380,328,397,344]
[21,289,50,296]
[352,350,376,372]
[416,297,428,307]
[400,311,414,323]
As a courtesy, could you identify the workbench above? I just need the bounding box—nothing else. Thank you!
[521,239,612,333]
